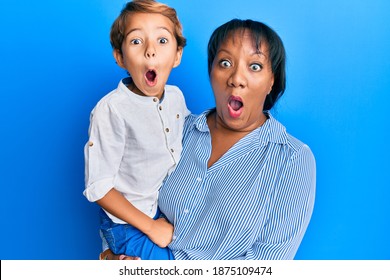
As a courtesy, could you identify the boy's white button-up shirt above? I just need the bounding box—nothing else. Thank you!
[84,77,190,223]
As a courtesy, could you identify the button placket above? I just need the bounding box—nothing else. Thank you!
[155,99,177,161]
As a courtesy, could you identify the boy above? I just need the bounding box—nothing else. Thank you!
[84,0,189,260]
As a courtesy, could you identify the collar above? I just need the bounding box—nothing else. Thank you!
[191,108,288,145]
[119,77,165,104]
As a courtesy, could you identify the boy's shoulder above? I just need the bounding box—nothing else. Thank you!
[165,84,184,97]
[91,84,126,116]
[95,82,127,107]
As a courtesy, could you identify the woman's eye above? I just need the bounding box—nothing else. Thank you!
[250,63,262,71]
[159,37,168,44]
[130,38,142,45]
[219,60,232,68]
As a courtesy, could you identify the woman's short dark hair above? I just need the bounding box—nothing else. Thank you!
[207,19,286,111]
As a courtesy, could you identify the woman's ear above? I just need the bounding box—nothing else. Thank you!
[113,49,125,68]
[173,47,183,68]
[268,76,274,94]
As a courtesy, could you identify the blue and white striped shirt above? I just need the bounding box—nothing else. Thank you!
[158,110,316,260]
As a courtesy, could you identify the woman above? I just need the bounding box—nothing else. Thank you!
[103,18,316,260]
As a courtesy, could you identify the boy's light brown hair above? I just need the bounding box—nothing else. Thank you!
[110,0,186,53]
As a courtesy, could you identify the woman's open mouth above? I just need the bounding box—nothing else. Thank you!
[145,69,157,86]
[228,96,243,118]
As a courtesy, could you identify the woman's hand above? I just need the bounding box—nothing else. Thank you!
[99,249,140,260]
[146,217,174,248]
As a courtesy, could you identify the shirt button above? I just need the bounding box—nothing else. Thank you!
[88,141,94,147]
[153,97,158,102]
[196,177,202,182]
[165,128,170,133]
[176,114,180,119]
[170,148,174,153]
[183,209,189,214]
[172,235,177,240]
[159,106,162,110]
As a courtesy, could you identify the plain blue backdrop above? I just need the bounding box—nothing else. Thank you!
[0,0,389,260]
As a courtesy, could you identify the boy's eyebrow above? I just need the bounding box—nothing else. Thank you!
[125,28,141,37]
[158,26,174,35]
[125,26,174,38]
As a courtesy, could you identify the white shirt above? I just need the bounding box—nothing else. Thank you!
[84,77,190,223]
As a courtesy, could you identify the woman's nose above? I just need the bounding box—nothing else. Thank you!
[228,66,246,88]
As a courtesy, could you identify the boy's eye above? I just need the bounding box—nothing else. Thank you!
[219,59,232,68]
[250,63,262,71]
[159,37,168,44]
[130,38,142,45]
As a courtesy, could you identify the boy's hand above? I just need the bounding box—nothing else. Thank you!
[147,217,174,248]
[100,249,141,260]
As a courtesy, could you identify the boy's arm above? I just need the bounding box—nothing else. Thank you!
[97,188,173,248]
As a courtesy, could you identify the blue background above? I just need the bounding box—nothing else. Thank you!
[0,0,389,260]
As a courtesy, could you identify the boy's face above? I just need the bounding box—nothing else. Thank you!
[114,12,183,99]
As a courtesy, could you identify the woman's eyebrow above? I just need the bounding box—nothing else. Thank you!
[217,48,267,58]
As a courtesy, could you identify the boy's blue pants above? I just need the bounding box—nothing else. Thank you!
[99,208,174,260]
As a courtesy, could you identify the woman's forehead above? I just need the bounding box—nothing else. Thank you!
[221,29,269,54]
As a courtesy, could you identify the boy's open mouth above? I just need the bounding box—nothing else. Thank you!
[145,69,157,86]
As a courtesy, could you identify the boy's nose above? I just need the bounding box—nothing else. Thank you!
[145,43,156,58]
[146,50,156,58]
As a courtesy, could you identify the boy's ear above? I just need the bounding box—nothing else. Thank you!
[113,49,125,68]
[173,47,183,68]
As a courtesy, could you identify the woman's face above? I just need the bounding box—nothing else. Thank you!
[210,29,274,132]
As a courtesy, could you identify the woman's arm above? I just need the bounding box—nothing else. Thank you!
[243,145,316,260]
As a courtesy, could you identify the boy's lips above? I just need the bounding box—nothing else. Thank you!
[145,69,157,86]
[228,96,244,118]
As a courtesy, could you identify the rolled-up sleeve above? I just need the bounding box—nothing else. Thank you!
[83,101,126,202]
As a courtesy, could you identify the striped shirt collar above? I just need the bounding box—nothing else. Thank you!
[192,108,289,145]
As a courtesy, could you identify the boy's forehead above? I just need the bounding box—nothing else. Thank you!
[124,12,175,33]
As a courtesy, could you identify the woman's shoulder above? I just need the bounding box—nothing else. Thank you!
[267,113,314,159]
[285,133,311,153]
[184,113,199,124]
[181,110,213,139]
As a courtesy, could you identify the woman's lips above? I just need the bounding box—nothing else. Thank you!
[145,69,157,86]
[228,96,243,118]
